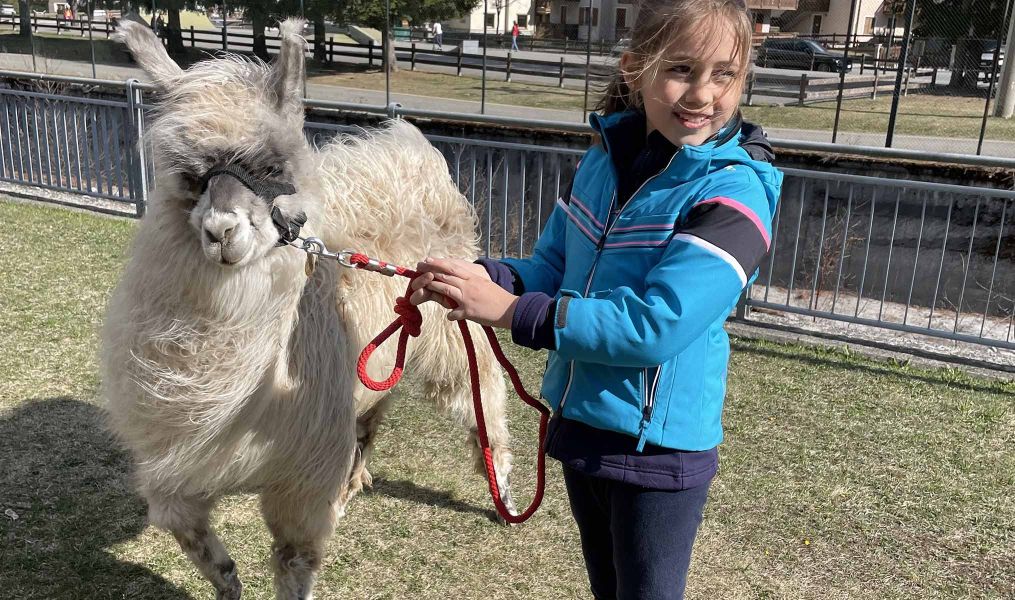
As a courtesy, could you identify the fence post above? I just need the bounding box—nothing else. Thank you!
[872,63,879,99]
[32,14,36,31]
[931,66,938,86]
[368,40,374,67]
[529,35,534,51]
[798,73,808,106]
[125,79,149,218]
[104,20,109,37]
[411,42,416,70]
[735,288,750,320]
[221,27,227,50]
[859,54,865,75]
[746,72,755,106]
[189,26,195,47]
[559,57,565,87]
[457,45,463,76]
[506,51,512,81]
[903,67,911,96]
[328,38,334,64]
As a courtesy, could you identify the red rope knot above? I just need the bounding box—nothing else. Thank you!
[393,297,422,337]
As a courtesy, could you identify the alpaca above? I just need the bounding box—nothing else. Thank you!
[102,19,515,599]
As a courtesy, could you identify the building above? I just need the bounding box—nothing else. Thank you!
[775,0,907,42]
[535,0,797,42]
[446,0,538,36]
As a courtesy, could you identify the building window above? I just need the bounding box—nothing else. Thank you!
[864,17,874,35]
[485,12,495,28]
[560,5,567,24]
[517,14,528,28]
[616,7,626,29]
[579,7,599,26]
[593,7,599,26]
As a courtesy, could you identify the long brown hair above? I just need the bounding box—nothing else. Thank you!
[596,0,753,115]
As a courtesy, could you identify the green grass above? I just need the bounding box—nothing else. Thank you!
[310,67,595,112]
[1,198,1013,599]
[741,93,1015,141]
[309,67,1015,141]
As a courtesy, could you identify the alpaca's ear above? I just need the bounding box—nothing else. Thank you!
[112,19,183,89]
[269,18,307,117]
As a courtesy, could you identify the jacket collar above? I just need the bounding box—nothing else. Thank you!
[589,109,749,187]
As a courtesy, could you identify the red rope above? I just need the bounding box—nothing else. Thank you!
[351,252,549,524]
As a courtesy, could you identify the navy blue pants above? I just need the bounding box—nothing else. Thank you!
[562,465,711,600]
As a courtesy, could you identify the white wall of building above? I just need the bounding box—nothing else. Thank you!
[446,0,537,34]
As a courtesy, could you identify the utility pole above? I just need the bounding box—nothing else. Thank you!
[993,0,1015,117]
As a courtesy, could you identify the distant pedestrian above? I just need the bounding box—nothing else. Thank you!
[431,21,443,51]
[511,21,519,51]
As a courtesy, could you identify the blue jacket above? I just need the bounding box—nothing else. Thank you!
[502,110,783,451]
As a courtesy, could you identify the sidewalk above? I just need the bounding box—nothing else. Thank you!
[3,52,1014,157]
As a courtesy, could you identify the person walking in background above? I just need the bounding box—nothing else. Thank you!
[511,20,520,51]
[431,20,443,51]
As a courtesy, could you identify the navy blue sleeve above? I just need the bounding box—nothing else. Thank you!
[511,293,557,350]
[476,258,556,350]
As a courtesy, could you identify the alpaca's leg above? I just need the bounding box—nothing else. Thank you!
[418,324,517,519]
[347,394,395,502]
[146,492,242,600]
[261,489,336,600]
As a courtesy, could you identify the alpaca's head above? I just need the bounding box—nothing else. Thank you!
[115,18,313,268]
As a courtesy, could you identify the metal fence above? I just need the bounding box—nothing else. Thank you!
[1,74,1013,358]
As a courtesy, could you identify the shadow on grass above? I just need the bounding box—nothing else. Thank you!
[0,397,190,600]
[369,476,500,523]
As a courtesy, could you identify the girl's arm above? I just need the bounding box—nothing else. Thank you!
[552,169,774,368]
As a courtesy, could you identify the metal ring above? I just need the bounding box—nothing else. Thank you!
[337,249,357,269]
[302,236,326,255]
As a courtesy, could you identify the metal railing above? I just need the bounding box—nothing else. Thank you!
[1,72,1013,356]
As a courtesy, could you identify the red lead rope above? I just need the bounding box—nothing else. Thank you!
[350,252,549,524]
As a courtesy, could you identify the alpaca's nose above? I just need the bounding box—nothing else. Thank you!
[204,223,235,245]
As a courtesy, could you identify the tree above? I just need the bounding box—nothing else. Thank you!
[913,0,1006,90]
[18,0,30,36]
[335,0,479,72]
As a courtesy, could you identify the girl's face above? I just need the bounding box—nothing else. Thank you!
[623,22,743,147]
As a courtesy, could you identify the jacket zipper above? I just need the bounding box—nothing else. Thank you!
[637,366,662,451]
[557,148,683,420]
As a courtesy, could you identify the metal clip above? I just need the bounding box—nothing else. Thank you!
[296,237,357,269]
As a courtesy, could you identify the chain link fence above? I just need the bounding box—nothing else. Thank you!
[3,2,1015,154]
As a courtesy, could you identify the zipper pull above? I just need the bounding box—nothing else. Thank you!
[635,406,653,453]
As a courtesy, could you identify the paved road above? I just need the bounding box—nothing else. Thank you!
[2,51,1014,157]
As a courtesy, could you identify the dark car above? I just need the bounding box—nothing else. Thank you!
[755,38,852,73]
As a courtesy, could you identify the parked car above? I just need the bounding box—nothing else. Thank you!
[0,4,15,16]
[980,40,1005,82]
[755,38,852,73]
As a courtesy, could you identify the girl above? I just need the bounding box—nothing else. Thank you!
[411,0,782,597]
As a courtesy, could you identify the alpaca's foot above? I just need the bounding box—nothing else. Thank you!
[494,472,519,526]
[215,574,242,600]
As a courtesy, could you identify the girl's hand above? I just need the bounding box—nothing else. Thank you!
[410,258,518,328]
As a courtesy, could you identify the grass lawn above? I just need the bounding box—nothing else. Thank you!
[310,68,595,112]
[309,67,1015,141]
[741,93,1015,142]
[1,198,1013,599]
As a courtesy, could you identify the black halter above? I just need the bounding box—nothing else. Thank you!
[199,164,306,247]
